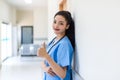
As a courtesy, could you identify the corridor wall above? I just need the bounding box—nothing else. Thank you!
[69,0,120,80]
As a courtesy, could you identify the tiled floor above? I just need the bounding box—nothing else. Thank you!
[0,56,44,80]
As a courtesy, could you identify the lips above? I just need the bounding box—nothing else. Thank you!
[54,29,60,31]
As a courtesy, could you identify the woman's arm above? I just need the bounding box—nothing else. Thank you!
[45,55,67,78]
[40,61,56,76]
[38,43,67,79]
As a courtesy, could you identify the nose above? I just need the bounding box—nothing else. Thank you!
[54,23,59,28]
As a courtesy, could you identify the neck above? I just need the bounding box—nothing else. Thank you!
[56,33,65,40]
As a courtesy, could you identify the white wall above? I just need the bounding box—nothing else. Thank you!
[48,0,60,41]
[17,10,33,25]
[12,27,18,56]
[0,0,13,23]
[10,8,16,26]
[33,7,48,44]
[0,0,15,66]
[69,0,120,80]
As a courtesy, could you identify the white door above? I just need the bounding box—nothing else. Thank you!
[1,22,12,61]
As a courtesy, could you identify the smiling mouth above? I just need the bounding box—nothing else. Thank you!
[54,29,60,31]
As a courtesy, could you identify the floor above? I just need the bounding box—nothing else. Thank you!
[0,56,44,80]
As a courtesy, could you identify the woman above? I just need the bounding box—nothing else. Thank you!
[37,10,75,80]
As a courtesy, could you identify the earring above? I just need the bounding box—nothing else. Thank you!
[66,25,69,29]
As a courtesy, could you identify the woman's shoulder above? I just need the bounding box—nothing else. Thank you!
[59,36,73,51]
[60,36,69,42]
[60,36,72,46]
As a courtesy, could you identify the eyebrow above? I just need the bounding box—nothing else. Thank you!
[54,19,65,23]
[59,21,64,23]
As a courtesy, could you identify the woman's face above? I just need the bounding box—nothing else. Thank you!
[53,15,69,35]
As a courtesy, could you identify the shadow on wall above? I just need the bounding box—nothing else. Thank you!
[72,46,84,80]
[72,70,84,80]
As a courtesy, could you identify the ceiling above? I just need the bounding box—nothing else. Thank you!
[4,0,48,10]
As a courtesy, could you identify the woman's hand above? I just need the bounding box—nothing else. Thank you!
[46,67,56,76]
[37,42,48,58]
[40,61,56,76]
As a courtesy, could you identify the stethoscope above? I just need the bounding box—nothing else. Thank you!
[47,35,66,54]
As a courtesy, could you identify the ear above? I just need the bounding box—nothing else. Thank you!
[66,25,69,29]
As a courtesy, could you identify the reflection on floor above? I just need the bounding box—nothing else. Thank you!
[0,56,44,80]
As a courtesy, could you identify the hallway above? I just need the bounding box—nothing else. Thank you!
[1,0,120,80]
[0,56,44,80]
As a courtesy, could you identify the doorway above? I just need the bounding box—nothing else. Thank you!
[1,22,12,61]
[21,26,33,44]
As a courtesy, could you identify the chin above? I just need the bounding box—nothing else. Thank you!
[54,31,59,34]
[54,32,60,35]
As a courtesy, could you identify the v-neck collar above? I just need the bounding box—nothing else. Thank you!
[47,35,66,53]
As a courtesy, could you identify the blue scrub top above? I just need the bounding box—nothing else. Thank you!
[43,36,73,80]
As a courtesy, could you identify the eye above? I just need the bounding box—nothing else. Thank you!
[59,22,64,25]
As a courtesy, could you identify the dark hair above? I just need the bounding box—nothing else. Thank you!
[54,11,75,49]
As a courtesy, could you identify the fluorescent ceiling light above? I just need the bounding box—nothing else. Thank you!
[24,0,32,4]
